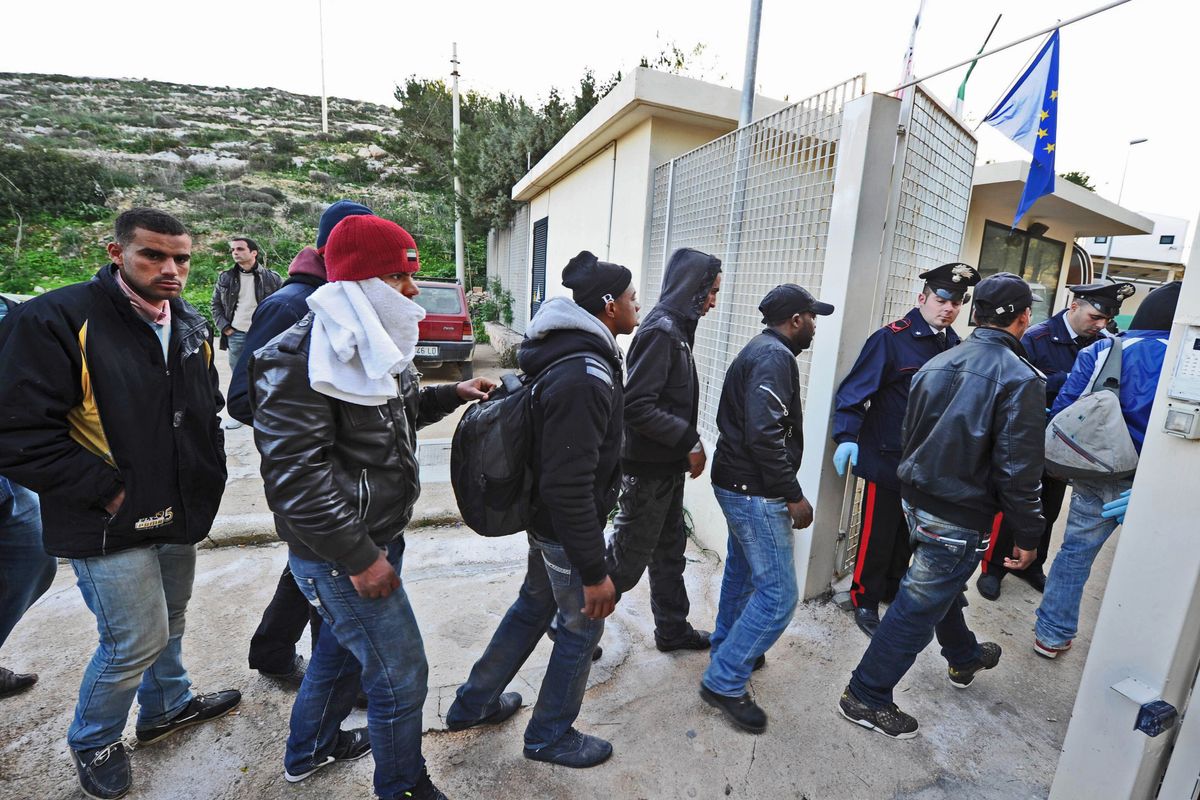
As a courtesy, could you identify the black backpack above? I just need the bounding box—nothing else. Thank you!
[451,353,609,536]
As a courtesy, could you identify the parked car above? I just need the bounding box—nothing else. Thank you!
[413,279,475,378]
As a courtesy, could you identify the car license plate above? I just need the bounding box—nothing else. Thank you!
[415,346,439,357]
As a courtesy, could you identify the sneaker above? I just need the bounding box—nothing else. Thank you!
[135,689,241,745]
[284,727,371,783]
[699,685,767,734]
[260,654,306,689]
[976,572,1003,601]
[0,665,38,698]
[446,691,523,732]
[853,607,880,638]
[656,628,712,652]
[222,418,243,430]
[1034,638,1072,659]
[948,642,1002,688]
[71,741,131,800]
[523,727,613,768]
[752,654,766,672]
[837,687,918,740]
[402,768,450,799]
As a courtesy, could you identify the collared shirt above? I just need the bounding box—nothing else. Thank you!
[1061,313,1081,343]
[114,269,171,359]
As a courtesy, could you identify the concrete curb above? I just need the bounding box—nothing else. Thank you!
[201,507,466,549]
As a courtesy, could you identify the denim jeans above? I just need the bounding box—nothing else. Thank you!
[287,542,428,800]
[1035,477,1133,648]
[0,479,56,650]
[702,487,799,697]
[848,502,986,709]
[448,534,605,750]
[227,330,246,369]
[607,472,694,644]
[68,543,196,750]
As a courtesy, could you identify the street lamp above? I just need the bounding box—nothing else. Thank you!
[1100,137,1148,280]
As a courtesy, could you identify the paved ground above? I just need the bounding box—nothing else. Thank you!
[0,343,1115,799]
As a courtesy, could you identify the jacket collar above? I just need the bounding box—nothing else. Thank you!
[969,325,1028,357]
[762,327,803,356]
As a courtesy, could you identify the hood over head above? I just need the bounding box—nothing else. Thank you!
[641,248,722,341]
[288,246,328,279]
[518,296,622,376]
[1130,280,1181,331]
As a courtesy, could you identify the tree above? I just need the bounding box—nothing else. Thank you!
[1060,170,1096,191]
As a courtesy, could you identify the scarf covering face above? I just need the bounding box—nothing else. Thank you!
[306,277,426,406]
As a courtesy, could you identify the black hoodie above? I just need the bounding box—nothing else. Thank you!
[621,248,722,476]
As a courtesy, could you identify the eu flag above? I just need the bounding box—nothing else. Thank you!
[984,30,1060,228]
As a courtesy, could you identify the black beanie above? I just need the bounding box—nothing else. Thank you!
[1130,280,1181,331]
[562,250,632,314]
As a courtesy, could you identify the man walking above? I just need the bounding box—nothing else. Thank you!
[978,281,1135,600]
[447,251,638,768]
[0,208,239,799]
[838,273,1044,739]
[607,247,722,654]
[0,478,56,698]
[701,284,834,733]
[832,263,980,637]
[250,215,492,800]
[1034,281,1179,659]
[211,235,282,380]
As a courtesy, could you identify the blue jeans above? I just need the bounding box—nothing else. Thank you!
[1035,478,1133,648]
[287,542,428,800]
[849,502,985,709]
[702,488,799,697]
[227,330,246,369]
[448,534,605,750]
[0,479,56,650]
[68,544,196,750]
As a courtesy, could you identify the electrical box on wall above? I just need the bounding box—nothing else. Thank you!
[1165,326,1200,440]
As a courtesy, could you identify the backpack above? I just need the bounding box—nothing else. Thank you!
[1044,338,1139,480]
[451,353,610,536]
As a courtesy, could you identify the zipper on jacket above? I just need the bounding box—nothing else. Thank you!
[1051,424,1114,472]
[758,385,788,414]
[357,469,371,520]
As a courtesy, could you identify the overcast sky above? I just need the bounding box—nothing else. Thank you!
[6,0,1195,254]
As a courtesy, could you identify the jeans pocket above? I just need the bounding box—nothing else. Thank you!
[541,552,574,590]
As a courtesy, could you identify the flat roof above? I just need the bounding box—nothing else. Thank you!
[512,67,787,202]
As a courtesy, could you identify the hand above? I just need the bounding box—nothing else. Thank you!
[104,488,126,517]
[582,576,617,620]
[350,551,401,599]
[223,326,234,336]
[1003,546,1037,570]
[687,442,706,479]
[832,442,859,477]
[456,377,497,402]
[787,498,814,530]
[1101,489,1132,524]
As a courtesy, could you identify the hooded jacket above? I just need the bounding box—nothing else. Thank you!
[622,248,722,476]
[520,297,625,585]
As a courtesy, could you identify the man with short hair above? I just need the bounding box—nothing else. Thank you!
[832,262,980,637]
[838,273,1045,740]
[447,251,638,768]
[978,281,1136,600]
[211,235,283,373]
[701,284,834,734]
[250,215,493,800]
[0,208,239,799]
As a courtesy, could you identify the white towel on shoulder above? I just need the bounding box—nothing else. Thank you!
[306,278,426,406]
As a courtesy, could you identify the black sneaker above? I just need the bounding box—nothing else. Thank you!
[976,572,1003,601]
[135,689,242,745]
[284,727,371,783]
[853,607,880,638]
[752,654,766,672]
[260,654,306,689]
[403,768,450,799]
[837,687,918,739]
[71,741,131,800]
[446,691,523,732]
[0,665,38,698]
[523,727,613,768]
[948,642,1002,688]
[656,628,712,652]
[699,685,767,734]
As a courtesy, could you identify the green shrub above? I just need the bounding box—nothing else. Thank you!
[0,146,112,219]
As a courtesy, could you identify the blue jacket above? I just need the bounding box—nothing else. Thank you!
[1022,310,1099,408]
[1050,330,1170,453]
[832,308,960,491]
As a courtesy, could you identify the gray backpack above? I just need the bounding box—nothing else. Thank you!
[1044,337,1139,480]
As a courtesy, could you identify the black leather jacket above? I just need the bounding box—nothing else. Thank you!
[898,326,1046,549]
[248,314,463,572]
[711,329,806,502]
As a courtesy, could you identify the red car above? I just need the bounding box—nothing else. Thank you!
[413,279,475,378]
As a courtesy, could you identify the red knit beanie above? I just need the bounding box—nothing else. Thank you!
[324,216,420,282]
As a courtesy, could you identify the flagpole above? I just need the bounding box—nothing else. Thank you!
[894,0,926,100]
[955,14,1001,116]
[887,0,1132,95]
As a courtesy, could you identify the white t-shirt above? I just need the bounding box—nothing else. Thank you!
[231,270,258,332]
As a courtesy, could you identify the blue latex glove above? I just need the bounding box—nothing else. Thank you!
[833,442,859,477]
[1101,489,1132,524]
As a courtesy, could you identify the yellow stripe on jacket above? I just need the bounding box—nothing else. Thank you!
[66,320,116,468]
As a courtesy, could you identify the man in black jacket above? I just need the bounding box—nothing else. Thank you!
[607,247,722,653]
[210,235,283,373]
[838,273,1045,740]
[0,208,240,800]
[447,251,638,768]
[701,284,834,734]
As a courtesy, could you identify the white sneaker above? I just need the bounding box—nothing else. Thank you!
[222,419,243,430]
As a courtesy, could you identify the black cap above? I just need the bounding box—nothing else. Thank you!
[758,284,835,324]
[918,262,981,301]
[1070,282,1136,317]
[1130,280,1181,330]
[973,272,1043,315]
[562,250,632,314]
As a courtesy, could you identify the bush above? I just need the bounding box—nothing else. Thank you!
[0,146,112,219]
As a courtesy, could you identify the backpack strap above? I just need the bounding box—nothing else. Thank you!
[1088,337,1124,395]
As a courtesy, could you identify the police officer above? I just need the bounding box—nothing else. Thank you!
[831,262,981,637]
[977,280,1136,600]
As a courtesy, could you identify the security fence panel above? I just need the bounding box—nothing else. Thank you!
[507,204,530,334]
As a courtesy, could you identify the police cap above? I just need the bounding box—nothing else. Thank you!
[1070,282,1136,317]
[918,262,982,301]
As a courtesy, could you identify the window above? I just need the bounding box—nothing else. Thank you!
[977,220,1066,325]
[1160,234,1176,245]
[412,286,463,315]
[530,217,549,319]
[1094,236,1108,244]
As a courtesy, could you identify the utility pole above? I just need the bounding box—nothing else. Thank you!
[452,43,466,286]
[738,0,763,127]
[318,0,328,133]
[1100,137,1148,281]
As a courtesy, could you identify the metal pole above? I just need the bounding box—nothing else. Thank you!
[452,43,466,286]
[1100,137,1147,280]
[895,0,926,100]
[318,0,328,134]
[738,0,764,127]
